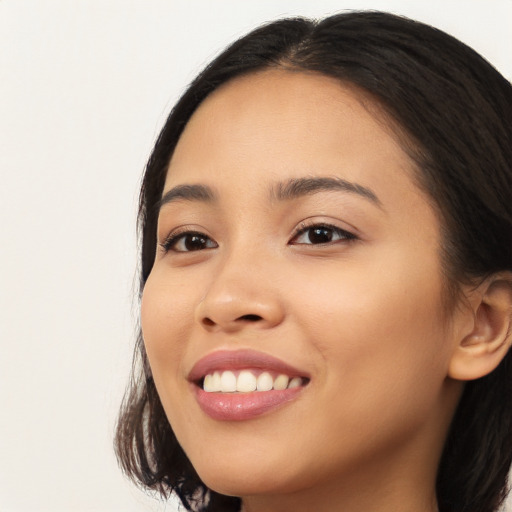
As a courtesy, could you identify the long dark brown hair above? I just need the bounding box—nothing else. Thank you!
[115,11,512,512]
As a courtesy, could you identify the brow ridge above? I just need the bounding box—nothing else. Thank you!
[271,177,381,206]
[157,176,381,212]
[157,184,216,211]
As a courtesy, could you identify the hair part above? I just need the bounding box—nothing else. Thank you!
[115,11,512,512]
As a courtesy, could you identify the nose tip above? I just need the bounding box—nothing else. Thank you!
[196,291,284,333]
[194,247,286,333]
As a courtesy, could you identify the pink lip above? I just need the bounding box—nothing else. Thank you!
[194,386,305,421]
[188,349,309,421]
[188,349,309,382]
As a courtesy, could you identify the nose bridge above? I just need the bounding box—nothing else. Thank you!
[195,237,284,332]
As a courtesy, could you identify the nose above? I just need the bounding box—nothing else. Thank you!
[194,254,285,333]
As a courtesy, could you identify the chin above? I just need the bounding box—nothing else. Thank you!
[192,457,306,498]
[199,471,267,497]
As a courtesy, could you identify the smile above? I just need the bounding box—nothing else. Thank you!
[203,370,305,393]
[189,349,310,420]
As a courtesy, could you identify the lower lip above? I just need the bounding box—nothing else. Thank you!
[194,386,305,421]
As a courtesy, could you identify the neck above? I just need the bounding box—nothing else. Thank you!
[240,468,439,512]
[241,480,438,512]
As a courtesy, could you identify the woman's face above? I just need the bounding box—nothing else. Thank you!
[141,70,464,504]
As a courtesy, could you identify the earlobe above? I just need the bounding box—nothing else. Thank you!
[448,274,512,381]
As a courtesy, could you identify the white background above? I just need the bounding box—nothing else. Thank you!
[1,1,511,511]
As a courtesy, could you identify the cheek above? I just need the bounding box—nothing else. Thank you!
[291,249,451,401]
[140,268,196,384]
[278,261,453,474]
[140,268,205,444]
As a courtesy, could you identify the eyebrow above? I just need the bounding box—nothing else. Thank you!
[271,177,382,207]
[157,184,216,211]
[157,176,382,212]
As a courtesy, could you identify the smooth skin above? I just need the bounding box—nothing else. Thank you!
[141,70,512,512]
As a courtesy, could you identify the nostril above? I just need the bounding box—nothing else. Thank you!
[202,317,216,327]
[238,314,263,322]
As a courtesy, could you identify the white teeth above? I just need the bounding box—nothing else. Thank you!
[212,371,221,391]
[288,377,302,389]
[203,374,215,392]
[273,374,289,390]
[256,372,273,391]
[203,372,222,392]
[237,370,257,392]
[220,371,237,392]
[203,370,304,392]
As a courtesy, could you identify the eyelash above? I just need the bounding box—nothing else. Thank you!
[160,222,357,253]
[289,222,357,246]
[160,228,218,253]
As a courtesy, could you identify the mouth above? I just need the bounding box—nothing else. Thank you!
[189,350,310,421]
[200,370,308,393]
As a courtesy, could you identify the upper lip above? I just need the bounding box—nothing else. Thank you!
[188,349,310,383]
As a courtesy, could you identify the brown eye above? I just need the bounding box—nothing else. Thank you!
[307,227,334,244]
[290,224,356,245]
[162,232,218,252]
[183,234,210,251]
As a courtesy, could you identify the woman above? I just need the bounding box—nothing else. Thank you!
[115,11,512,512]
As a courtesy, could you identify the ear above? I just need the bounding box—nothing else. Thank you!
[449,273,512,381]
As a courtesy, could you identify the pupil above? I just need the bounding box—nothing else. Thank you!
[185,235,206,251]
[308,227,332,244]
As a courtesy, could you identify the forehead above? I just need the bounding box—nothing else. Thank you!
[164,69,423,212]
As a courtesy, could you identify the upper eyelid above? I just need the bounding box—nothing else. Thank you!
[291,219,358,238]
[290,224,356,243]
[160,224,212,242]
[159,227,217,252]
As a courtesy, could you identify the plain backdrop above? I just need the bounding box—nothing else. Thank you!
[1,1,511,511]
